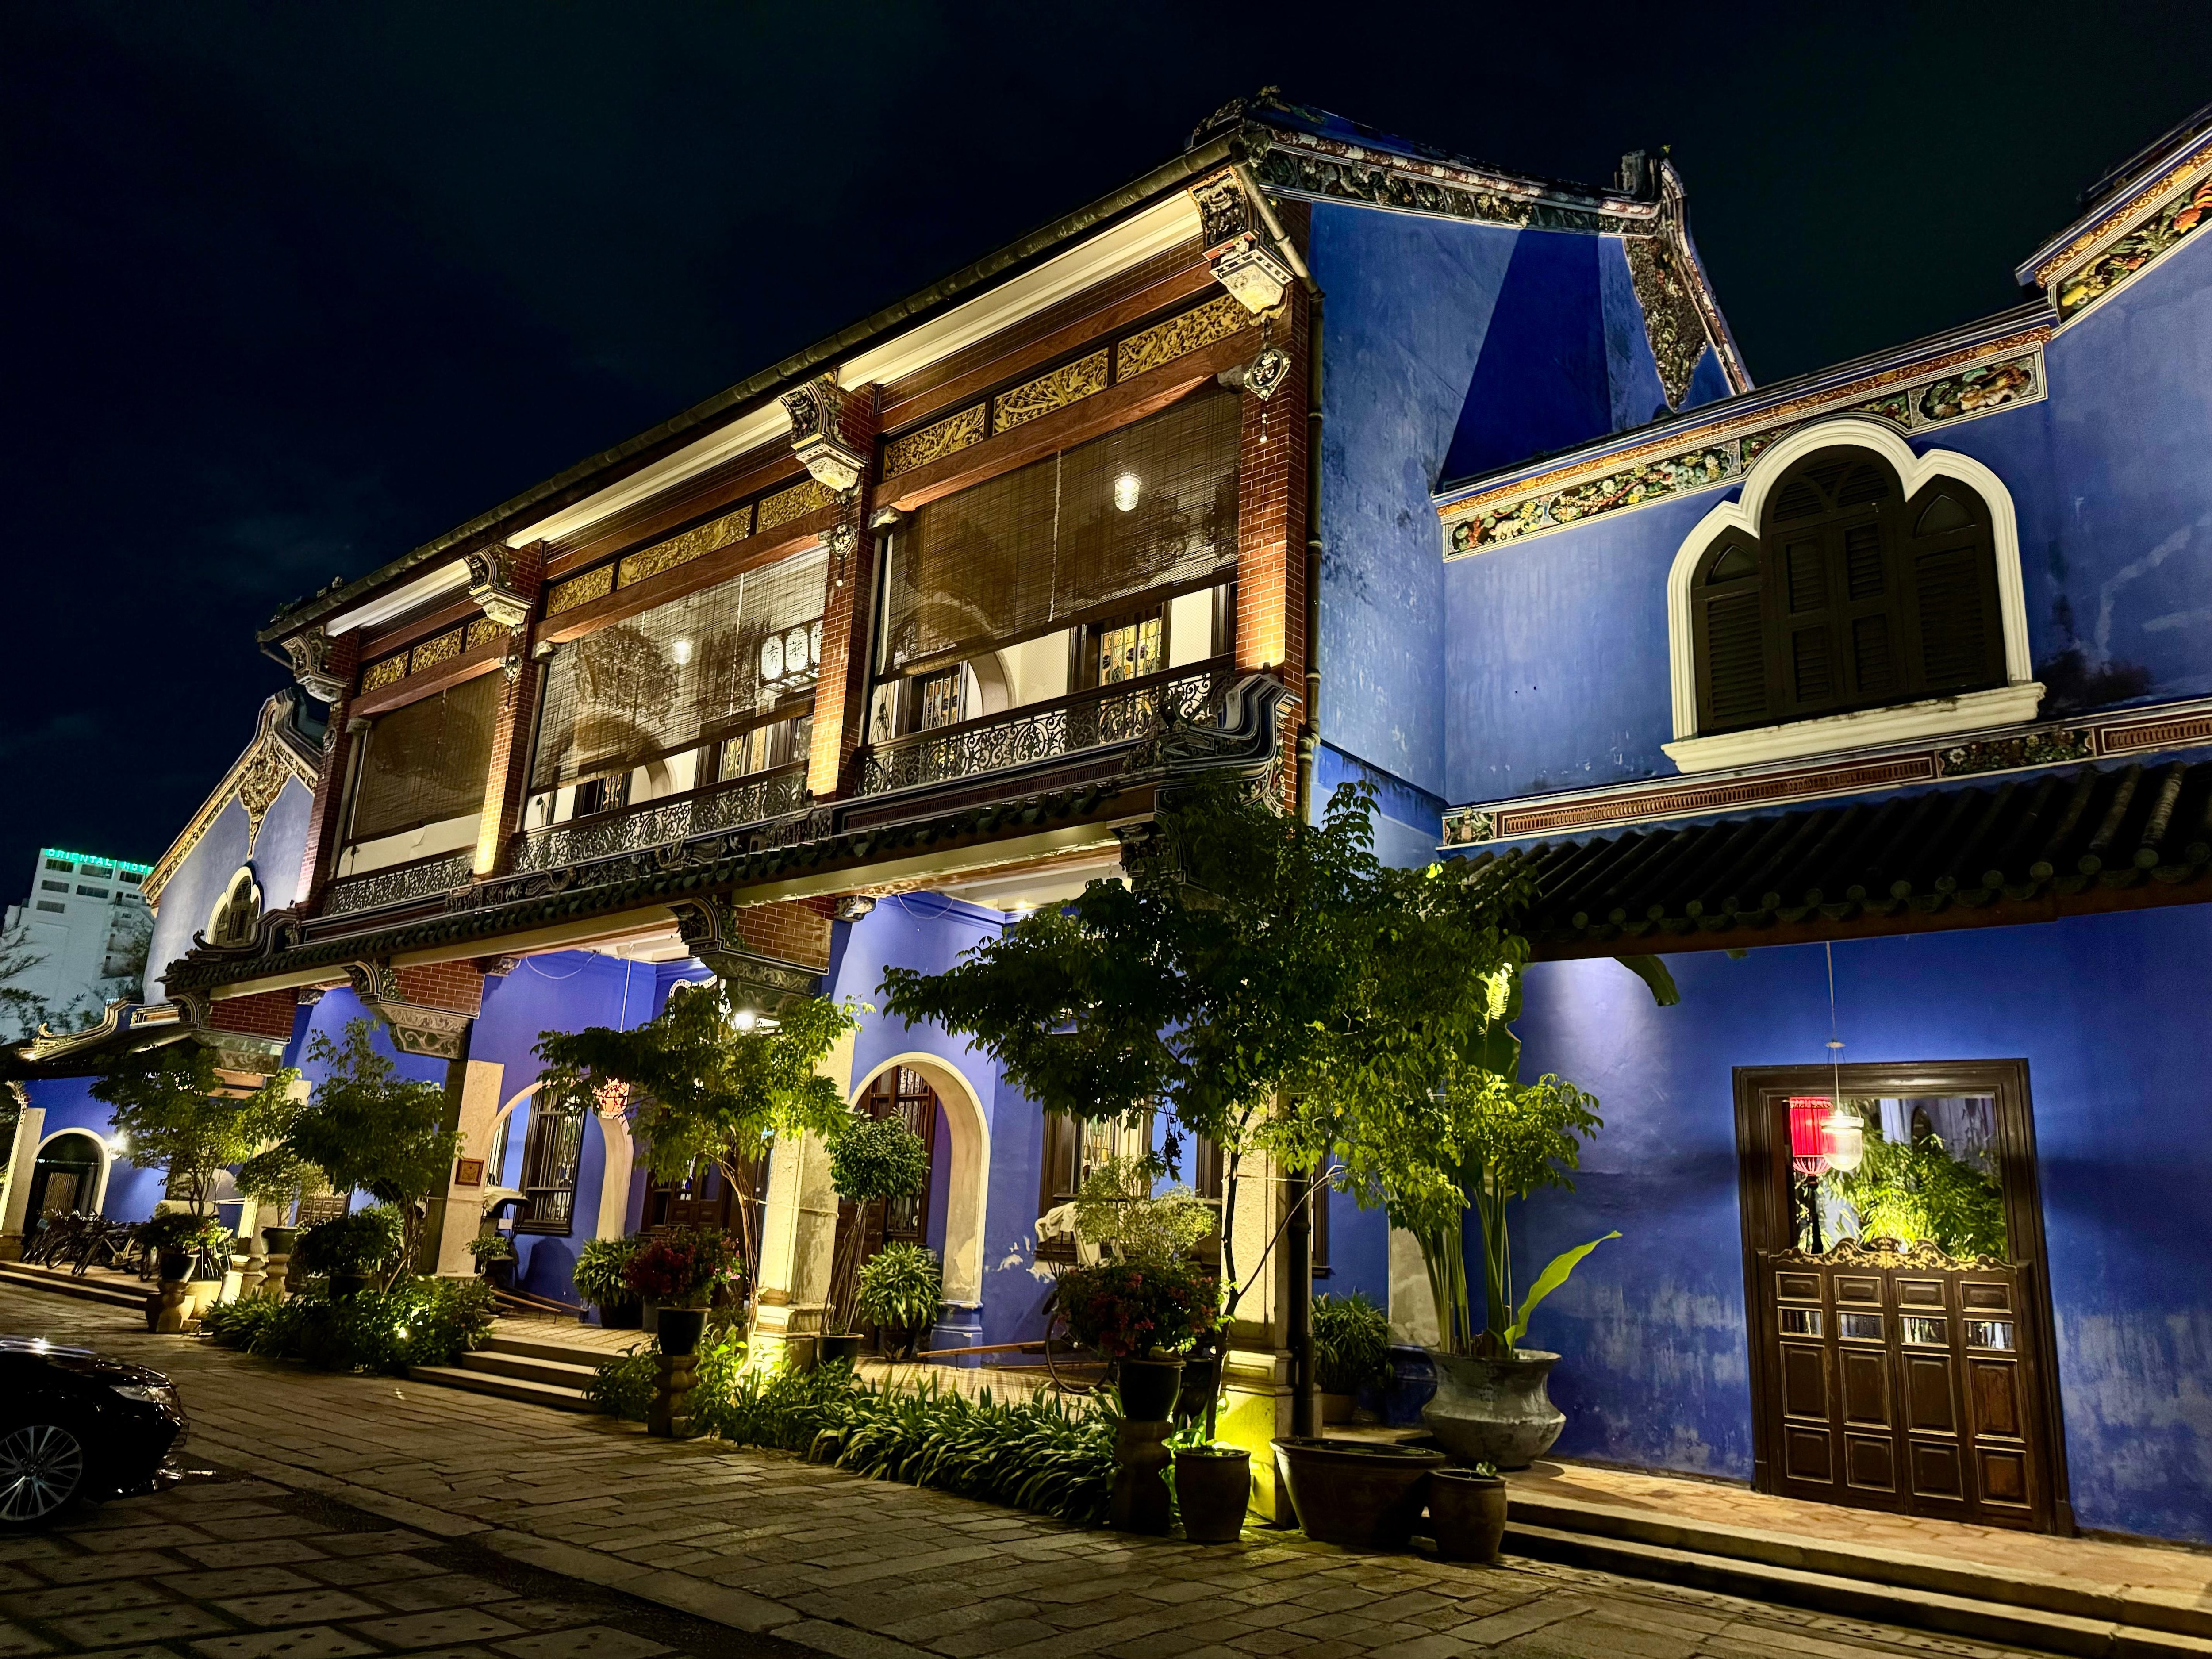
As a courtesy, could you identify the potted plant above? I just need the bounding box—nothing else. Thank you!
[466,1233,518,1290]
[1173,1440,1252,1544]
[297,1208,401,1299]
[1273,1437,1445,1550]
[823,1113,929,1363]
[1051,1256,1217,1421]
[854,1241,941,1359]
[1426,1460,1507,1563]
[622,1227,735,1356]
[574,1234,645,1329]
[1313,1291,1391,1424]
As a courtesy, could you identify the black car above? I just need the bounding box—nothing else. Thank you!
[0,1335,187,1525]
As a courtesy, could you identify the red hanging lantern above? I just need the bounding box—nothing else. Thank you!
[1790,1097,1832,1177]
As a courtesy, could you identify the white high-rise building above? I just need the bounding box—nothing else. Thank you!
[0,847,154,1035]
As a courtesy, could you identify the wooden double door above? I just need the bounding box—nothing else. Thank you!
[1736,1061,2070,1533]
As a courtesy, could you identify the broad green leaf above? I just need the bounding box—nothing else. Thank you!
[1505,1231,1620,1347]
[1614,955,1681,1006]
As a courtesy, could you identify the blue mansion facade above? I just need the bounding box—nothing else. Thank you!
[4,91,2209,1545]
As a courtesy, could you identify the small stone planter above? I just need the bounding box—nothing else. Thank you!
[1173,1446,1251,1543]
[1426,1468,1508,1563]
[1273,1437,1446,1551]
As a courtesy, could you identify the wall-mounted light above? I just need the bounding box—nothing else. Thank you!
[672,638,694,667]
[733,1007,758,1031]
[1113,472,1142,513]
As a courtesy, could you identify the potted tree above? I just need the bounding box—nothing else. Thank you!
[466,1233,518,1290]
[622,1227,735,1356]
[297,1208,400,1298]
[855,1241,941,1359]
[574,1234,646,1329]
[1312,1292,1391,1424]
[535,985,858,1334]
[823,1113,929,1362]
[1051,1254,1217,1418]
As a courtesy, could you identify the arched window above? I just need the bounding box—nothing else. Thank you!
[1691,445,2007,736]
[207,866,263,947]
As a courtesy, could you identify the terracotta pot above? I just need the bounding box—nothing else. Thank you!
[1116,1356,1183,1422]
[1320,1391,1355,1425]
[329,1272,369,1300]
[1422,1349,1565,1470]
[1174,1447,1251,1543]
[657,1306,707,1356]
[1272,1437,1445,1551]
[1426,1468,1508,1563]
[817,1333,865,1366]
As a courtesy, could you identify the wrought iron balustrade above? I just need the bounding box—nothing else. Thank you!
[856,661,1233,797]
[510,764,809,874]
[323,850,475,916]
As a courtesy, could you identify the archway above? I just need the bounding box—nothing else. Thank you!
[29,1130,110,1221]
[849,1053,991,1313]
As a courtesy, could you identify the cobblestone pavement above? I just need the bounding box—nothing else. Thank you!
[0,1286,2058,1659]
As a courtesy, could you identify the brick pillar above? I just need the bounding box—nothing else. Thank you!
[470,543,546,877]
[805,384,883,800]
[1232,278,1312,813]
[294,629,365,911]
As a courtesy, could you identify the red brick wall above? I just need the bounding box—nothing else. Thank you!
[733,895,834,971]
[472,541,546,877]
[392,961,486,1017]
[807,384,882,799]
[207,987,300,1040]
[294,630,363,910]
[1233,270,1312,811]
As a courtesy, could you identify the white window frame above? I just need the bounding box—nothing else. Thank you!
[1663,417,2041,774]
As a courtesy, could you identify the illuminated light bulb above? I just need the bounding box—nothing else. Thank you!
[734,1008,758,1031]
[1113,472,1141,513]
[395,1325,410,1339]
[1822,1105,1865,1174]
[672,639,693,666]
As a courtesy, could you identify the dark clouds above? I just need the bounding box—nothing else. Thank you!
[6,1,2208,878]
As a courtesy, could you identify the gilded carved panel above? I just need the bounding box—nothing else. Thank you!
[464,616,505,652]
[993,349,1110,433]
[882,404,986,480]
[617,502,753,588]
[757,476,837,533]
[545,564,614,616]
[1116,295,1248,380]
[360,654,407,693]
[407,626,466,672]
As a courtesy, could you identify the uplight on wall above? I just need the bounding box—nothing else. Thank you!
[672,638,694,666]
[1113,472,1142,513]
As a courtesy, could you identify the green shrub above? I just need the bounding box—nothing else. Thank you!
[828,1115,929,1207]
[465,1233,516,1265]
[587,1326,749,1421]
[201,1277,495,1372]
[1312,1291,1393,1394]
[1049,1258,1218,1359]
[296,1208,402,1277]
[573,1235,644,1309]
[856,1243,941,1354]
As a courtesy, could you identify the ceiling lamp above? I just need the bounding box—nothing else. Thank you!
[1822,1103,1865,1174]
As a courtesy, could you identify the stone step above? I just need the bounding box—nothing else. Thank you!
[406,1364,596,1412]
[1503,1521,2212,1658]
[481,1330,636,1366]
[0,1260,153,1312]
[1506,1490,2212,1643]
[461,1348,603,1389]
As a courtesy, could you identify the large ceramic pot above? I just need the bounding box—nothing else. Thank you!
[1426,1468,1509,1563]
[1172,1352,1220,1426]
[260,1224,299,1256]
[1174,1446,1250,1544]
[1116,1356,1183,1422]
[1272,1438,1445,1551]
[157,1248,192,1283]
[1422,1349,1565,1470]
[817,1333,865,1366]
[592,1299,644,1330]
[657,1306,708,1356]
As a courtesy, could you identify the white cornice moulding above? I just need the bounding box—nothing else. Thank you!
[508,193,1205,552]
[322,559,473,635]
[1662,683,2048,773]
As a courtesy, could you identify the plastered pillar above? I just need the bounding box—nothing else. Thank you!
[1388,1225,1441,1347]
[434,1060,505,1276]
[749,1026,855,1365]
[0,1104,46,1260]
[1217,1142,1296,1521]
[592,1104,636,1241]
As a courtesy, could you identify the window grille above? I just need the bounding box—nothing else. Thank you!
[885,387,1240,677]
[1693,447,2006,735]
[349,673,502,843]
[531,548,826,792]
[516,1096,586,1236]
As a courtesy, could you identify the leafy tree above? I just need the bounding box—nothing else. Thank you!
[283,1020,463,1286]
[92,1041,300,1219]
[825,1112,929,1334]
[1824,1126,2005,1258]
[535,984,859,1302]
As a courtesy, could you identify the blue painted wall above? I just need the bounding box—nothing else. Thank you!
[145,776,313,1005]
[1509,907,2212,1545]
[20,1073,168,1224]
[1437,231,2212,809]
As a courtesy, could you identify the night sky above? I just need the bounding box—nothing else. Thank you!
[7,3,2209,886]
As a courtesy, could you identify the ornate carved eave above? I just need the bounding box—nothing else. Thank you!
[144,692,325,904]
[782,376,869,492]
[345,961,473,1061]
[1191,169,1295,316]
[670,898,824,1012]
[464,546,533,630]
[281,626,346,704]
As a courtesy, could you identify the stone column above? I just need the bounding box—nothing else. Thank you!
[433,1059,505,1277]
[1217,1140,1297,1523]
[591,1101,635,1241]
[748,1026,855,1367]
[0,1103,46,1261]
[1388,1225,1442,1348]
[465,542,545,879]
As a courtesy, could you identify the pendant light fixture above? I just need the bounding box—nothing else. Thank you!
[1820,941,1864,1174]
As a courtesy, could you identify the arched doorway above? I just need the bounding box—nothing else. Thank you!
[843,1055,992,1346]
[28,1131,109,1222]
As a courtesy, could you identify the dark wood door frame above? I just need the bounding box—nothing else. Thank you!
[1732,1059,2074,1535]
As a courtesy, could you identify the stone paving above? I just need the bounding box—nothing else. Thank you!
[0,1286,2069,1659]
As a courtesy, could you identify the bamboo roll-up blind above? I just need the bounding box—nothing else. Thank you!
[530,546,828,792]
[885,386,1240,675]
[349,672,502,843]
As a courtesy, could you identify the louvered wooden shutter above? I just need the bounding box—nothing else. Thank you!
[1694,539,1772,732]
[1904,484,2005,693]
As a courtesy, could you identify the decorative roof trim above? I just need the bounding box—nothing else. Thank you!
[1438,333,2046,558]
[2020,114,2212,288]
[143,693,322,904]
